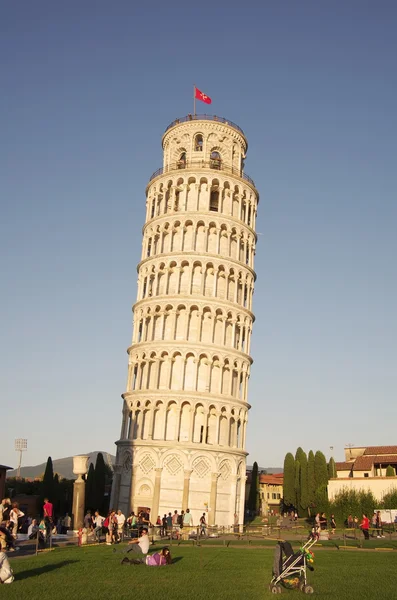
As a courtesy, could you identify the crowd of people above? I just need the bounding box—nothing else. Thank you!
[80,506,208,544]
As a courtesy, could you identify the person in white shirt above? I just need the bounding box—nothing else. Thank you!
[118,527,150,564]
[27,519,38,537]
[116,510,126,538]
[93,511,105,542]
[9,504,24,538]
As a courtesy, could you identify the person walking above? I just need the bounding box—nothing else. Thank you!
[43,498,53,537]
[360,514,370,540]
[199,513,207,537]
[376,511,385,538]
[330,514,336,534]
[93,511,105,542]
[371,513,377,537]
[116,510,126,540]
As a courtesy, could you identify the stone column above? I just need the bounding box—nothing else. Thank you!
[182,470,192,511]
[209,472,218,526]
[151,468,163,522]
[229,475,239,527]
[72,455,89,530]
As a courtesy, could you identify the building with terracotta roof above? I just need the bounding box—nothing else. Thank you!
[245,471,284,515]
[329,446,397,502]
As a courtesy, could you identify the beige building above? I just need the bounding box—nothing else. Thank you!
[110,114,259,526]
[328,446,397,502]
[259,474,283,515]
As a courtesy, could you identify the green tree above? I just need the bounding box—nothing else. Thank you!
[294,460,301,512]
[247,461,259,513]
[299,453,309,515]
[94,453,107,513]
[329,487,376,525]
[85,463,96,510]
[42,456,54,505]
[386,465,396,477]
[328,457,337,479]
[283,453,295,508]
[307,450,316,514]
[314,451,329,489]
[381,487,397,508]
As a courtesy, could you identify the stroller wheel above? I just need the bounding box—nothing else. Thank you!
[303,585,314,594]
[270,585,282,594]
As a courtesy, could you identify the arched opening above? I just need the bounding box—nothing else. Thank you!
[210,151,221,170]
[194,134,203,152]
[210,190,219,212]
[177,152,187,169]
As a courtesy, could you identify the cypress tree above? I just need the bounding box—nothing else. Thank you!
[307,451,316,514]
[294,460,301,512]
[283,453,295,508]
[314,451,329,489]
[247,461,259,513]
[85,463,96,510]
[42,456,54,504]
[328,457,337,479]
[299,453,309,515]
[94,453,107,512]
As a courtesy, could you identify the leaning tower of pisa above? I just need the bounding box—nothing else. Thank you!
[111,114,259,527]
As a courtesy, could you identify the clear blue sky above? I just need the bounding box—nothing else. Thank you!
[1,1,396,470]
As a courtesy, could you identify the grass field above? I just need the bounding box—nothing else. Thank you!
[1,543,395,599]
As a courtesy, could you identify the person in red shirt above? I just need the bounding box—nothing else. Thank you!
[43,499,53,537]
[360,514,370,540]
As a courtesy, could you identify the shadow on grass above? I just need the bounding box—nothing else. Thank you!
[16,560,79,581]
[171,557,183,564]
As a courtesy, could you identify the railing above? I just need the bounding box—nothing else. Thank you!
[149,159,256,188]
[164,114,245,136]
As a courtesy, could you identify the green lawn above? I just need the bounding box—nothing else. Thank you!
[1,543,395,599]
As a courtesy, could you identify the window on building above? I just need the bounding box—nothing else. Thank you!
[364,473,369,477]
[267,493,269,499]
[175,190,180,211]
[210,151,221,170]
[272,493,276,499]
[150,199,155,218]
[209,190,219,212]
[194,134,203,151]
[277,493,281,499]
[147,238,152,257]
[177,152,187,169]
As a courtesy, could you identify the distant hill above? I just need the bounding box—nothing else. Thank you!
[7,451,115,480]
[246,466,283,474]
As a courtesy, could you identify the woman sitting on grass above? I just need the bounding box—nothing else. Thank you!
[125,547,172,566]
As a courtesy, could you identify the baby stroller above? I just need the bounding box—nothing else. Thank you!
[269,535,317,594]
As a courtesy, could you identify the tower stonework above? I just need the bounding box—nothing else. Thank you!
[111,115,259,527]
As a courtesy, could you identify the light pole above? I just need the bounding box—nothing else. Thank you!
[15,439,27,478]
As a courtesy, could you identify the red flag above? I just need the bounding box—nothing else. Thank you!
[195,87,212,105]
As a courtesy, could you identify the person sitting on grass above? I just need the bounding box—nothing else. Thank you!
[117,527,150,564]
[124,546,172,566]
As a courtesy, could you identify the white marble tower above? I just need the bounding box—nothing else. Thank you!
[111,114,259,527]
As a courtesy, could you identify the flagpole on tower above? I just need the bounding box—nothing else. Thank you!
[193,85,196,117]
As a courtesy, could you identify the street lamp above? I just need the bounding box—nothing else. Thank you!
[15,438,27,478]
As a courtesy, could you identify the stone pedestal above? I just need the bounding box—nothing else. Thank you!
[72,455,89,530]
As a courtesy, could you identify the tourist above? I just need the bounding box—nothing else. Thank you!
[9,503,24,538]
[0,525,18,552]
[84,510,93,530]
[103,511,111,545]
[360,514,370,540]
[62,513,71,534]
[116,509,126,538]
[199,513,207,536]
[93,511,105,542]
[371,512,377,537]
[145,547,172,566]
[347,514,353,529]
[142,508,151,527]
[183,508,193,528]
[119,527,150,563]
[314,513,320,530]
[109,510,118,544]
[178,510,184,530]
[43,498,53,537]
[0,500,11,525]
[319,513,327,530]
[161,514,167,537]
[376,511,385,538]
[330,514,336,534]
[0,551,14,584]
[166,512,172,535]
[28,519,38,537]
